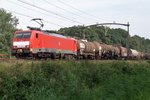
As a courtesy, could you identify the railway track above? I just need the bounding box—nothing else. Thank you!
[0,54,10,61]
[0,54,8,58]
[0,57,148,62]
[0,54,149,62]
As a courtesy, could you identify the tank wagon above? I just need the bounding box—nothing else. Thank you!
[77,40,102,59]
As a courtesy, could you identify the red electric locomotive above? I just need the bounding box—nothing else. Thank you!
[12,29,77,59]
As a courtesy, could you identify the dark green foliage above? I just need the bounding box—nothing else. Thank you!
[0,60,150,100]
[0,8,18,54]
[129,35,150,52]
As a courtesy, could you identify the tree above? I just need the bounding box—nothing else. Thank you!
[0,9,18,54]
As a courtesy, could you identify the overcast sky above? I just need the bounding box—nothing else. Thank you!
[0,0,150,39]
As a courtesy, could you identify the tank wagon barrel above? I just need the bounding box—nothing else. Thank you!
[77,40,102,59]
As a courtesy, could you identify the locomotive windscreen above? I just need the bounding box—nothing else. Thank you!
[16,32,31,38]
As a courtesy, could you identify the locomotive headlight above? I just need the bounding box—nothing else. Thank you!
[30,48,33,53]
[13,46,17,49]
[25,45,29,48]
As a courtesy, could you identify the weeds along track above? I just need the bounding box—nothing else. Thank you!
[0,58,148,64]
[0,58,27,63]
[0,54,8,59]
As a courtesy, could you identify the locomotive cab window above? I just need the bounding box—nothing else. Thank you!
[16,32,31,38]
[36,33,38,38]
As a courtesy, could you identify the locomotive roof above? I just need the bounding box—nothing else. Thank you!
[42,31,67,38]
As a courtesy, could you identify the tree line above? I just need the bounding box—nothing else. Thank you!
[0,9,18,54]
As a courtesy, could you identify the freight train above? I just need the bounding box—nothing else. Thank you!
[11,28,150,60]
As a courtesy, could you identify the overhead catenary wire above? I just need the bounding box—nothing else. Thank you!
[43,0,91,20]
[6,0,68,23]
[6,9,64,27]
[12,0,100,25]
[6,0,52,18]
[17,0,84,24]
[58,0,101,21]
[7,9,33,19]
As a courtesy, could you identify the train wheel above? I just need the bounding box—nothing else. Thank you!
[15,54,20,59]
[59,54,64,59]
[64,55,74,60]
[51,53,56,59]
[95,53,101,60]
[83,55,87,59]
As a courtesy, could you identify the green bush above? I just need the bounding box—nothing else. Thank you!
[0,60,150,100]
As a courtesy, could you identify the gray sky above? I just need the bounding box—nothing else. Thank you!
[0,0,150,39]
